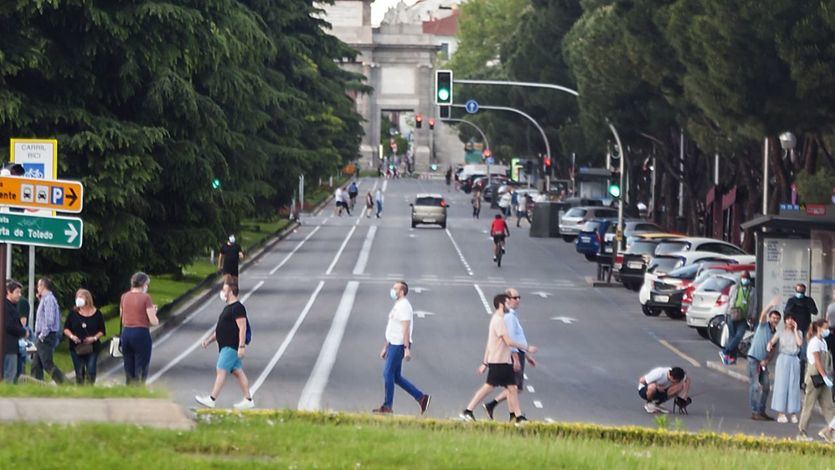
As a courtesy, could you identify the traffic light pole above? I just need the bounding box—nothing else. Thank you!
[608,121,625,253]
[439,118,490,152]
[450,103,551,192]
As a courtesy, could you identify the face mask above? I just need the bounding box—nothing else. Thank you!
[824,329,831,339]
[220,291,228,302]
[795,292,804,299]
[389,289,398,300]
[75,297,85,308]
[741,279,749,286]
[229,235,236,244]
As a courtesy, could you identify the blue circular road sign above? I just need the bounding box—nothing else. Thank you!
[465,100,479,114]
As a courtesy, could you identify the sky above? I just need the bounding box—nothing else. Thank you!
[371,0,414,26]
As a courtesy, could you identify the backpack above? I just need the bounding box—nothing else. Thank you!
[245,318,252,345]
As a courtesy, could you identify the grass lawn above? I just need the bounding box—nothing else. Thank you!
[0,382,165,398]
[0,411,831,468]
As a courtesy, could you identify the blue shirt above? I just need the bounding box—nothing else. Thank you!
[35,291,61,341]
[504,310,528,353]
[747,322,774,362]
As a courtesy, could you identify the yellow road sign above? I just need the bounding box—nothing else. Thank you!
[0,176,83,213]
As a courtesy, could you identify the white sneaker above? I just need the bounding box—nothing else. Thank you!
[777,414,788,423]
[644,403,659,413]
[655,404,670,414]
[233,398,255,410]
[797,433,813,442]
[195,395,216,409]
[791,415,799,424]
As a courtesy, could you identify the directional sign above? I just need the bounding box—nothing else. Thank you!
[0,176,83,213]
[465,99,479,114]
[0,212,83,249]
[551,316,576,324]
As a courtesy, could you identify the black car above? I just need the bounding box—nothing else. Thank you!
[645,262,727,319]
[617,239,668,290]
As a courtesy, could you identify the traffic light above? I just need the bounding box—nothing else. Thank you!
[435,70,453,105]
[212,178,221,190]
[482,149,491,159]
[439,105,451,119]
[428,118,435,130]
[544,156,551,169]
[415,114,423,129]
[608,179,621,198]
[525,160,533,174]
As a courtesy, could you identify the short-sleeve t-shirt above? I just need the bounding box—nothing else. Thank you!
[486,313,512,364]
[64,310,106,351]
[220,243,242,275]
[807,336,829,365]
[216,301,247,350]
[490,219,508,235]
[120,292,153,328]
[642,367,674,388]
[385,298,413,345]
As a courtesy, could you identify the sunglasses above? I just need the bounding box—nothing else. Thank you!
[510,296,521,300]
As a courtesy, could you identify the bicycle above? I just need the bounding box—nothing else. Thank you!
[492,234,506,267]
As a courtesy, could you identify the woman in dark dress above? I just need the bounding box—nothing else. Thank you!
[63,289,105,384]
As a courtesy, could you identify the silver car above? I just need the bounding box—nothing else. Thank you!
[411,193,448,228]
[559,206,618,241]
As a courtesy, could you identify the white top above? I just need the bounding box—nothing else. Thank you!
[375,190,383,202]
[807,336,829,365]
[498,192,512,208]
[335,188,343,199]
[642,367,673,388]
[518,196,527,211]
[385,298,414,345]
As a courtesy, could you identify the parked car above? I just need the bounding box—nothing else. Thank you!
[645,260,739,319]
[653,237,748,257]
[638,251,749,316]
[686,269,759,338]
[410,194,448,228]
[680,263,755,319]
[601,220,667,254]
[615,233,685,290]
[575,219,617,261]
[559,206,619,242]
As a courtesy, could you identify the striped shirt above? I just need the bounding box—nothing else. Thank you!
[35,291,61,341]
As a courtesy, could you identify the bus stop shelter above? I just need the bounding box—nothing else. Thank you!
[741,206,835,317]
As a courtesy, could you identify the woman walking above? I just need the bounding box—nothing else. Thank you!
[119,272,159,384]
[471,190,482,219]
[365,191,374,218]
[63,289,105,384]
[767,313,802,423]
[797,319,835,441]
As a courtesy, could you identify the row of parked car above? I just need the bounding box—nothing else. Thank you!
[567,207,756,354]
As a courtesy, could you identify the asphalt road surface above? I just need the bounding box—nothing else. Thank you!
[104,177,832,438]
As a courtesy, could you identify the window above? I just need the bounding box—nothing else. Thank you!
[581,221,601,232]
[696,242,746,256]
[415,197,444,206]
[565,208,587,218]
[668,264,701,279]
[593,209,618,218]
[628,241,658,255]
[634,223,663,232]
[655,241,691,255]
[649,257,680,275]
[700,276,734,293]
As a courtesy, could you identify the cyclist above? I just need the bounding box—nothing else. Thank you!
[490,214,510,262]
[348,181,359,210]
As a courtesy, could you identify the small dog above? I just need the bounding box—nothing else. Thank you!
[673,396,692,415]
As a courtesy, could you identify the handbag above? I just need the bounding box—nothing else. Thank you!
[811,374,826,388]
[729,307,744,323]
[109,314,123,358]
[75,342,94,356]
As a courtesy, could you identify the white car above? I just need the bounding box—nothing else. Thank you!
[558,206,618,241]
[653,237,748,257]
[685,274,739,338]
[638,251,751,315]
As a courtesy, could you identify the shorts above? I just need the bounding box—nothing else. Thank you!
[492,234,506,244]
[638,385,669,404]
[486,363,515,387]
[217,347,243,373]
[514,352,526,389]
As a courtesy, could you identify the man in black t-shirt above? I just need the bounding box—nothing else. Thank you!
[195,280,254,410]
[218,235,244,280]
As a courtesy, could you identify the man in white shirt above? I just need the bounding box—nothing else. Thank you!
[334,187,344,216]
[638,366,690,413]
[373,281,430,415]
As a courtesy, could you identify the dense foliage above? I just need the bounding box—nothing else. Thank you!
[0,1,363,301]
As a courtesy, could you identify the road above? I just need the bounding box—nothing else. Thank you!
[104,176,830,438]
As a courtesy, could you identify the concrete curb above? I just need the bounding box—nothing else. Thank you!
[0,397,194,429]
[706,360,748,383]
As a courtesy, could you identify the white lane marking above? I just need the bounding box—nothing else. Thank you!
[387,273,404,277]
[445,228,473,276]
[326,226,357,275]
[552,316,577,325]
[371,179,379,192]
[658,339,701,368]
[533,400,543,409]
[270,226,321,275]
[382,179,388,192]
[523,373,529,380]
[298,281,359,410]
[526,385,535,393]
[250,281,326,395]
[473,284,492,315]
[352,226,377,275]
[147,281,265,384]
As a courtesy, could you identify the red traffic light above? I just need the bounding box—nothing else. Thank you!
[544,156,551,168]
[416,114,423,129]
[482,149,491,158]
[428,118,436,129]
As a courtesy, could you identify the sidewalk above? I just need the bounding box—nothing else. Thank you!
[706,358,749,383]
[0,398,193,429]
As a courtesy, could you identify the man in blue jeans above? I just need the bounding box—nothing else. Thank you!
[373,281,430,415]
[3,280,27,382]
[721,272,754,365]
[748,295,781,421]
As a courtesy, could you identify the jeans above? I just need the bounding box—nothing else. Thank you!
[3,354,16,383]
[747,357,770,413]
[31,332,65,384]
[722,319,747,358]
[121,327,152,384]
[70,348,98,384]
[376,201,383,217]
[382,344,423,408]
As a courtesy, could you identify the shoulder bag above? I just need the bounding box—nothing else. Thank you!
[109,314,123,358]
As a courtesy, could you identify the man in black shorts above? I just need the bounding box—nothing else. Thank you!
[460,294,537,425]
[490,214,509,261]
[638,366,690,413]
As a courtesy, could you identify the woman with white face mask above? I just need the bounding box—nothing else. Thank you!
[62,289,105,384]
[797,319,835,441]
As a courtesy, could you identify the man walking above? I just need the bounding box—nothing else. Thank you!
[373,281,430,415]
[375,188,384,219]
[195,280,254,410]
[31,278,65,384]
[461,294,537,424]
[748,295,782,421]
[3,279,26,382]
[784,283,818,382]
[218,235,244,282]
[720,271,754,364]
[483,288,536,420]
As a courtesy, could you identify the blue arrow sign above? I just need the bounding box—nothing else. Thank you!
[465,100,479,114]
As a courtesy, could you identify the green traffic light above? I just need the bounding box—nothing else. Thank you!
[212,178,221,190]
[431,164,438,171]
[437,88,450,101]
[608,184,620,198]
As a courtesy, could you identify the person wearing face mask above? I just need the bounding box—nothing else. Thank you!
[218,234,244,283]
[195,281,253,410]
[797,319,835,442]
[63,289,105,384]
[785,283,818,385]
[720,272,755,365]
[482,287,538,421]
[119,272,159,384]
[747,296,782,421]
[767,313,803,424]
[373,281,430,415]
